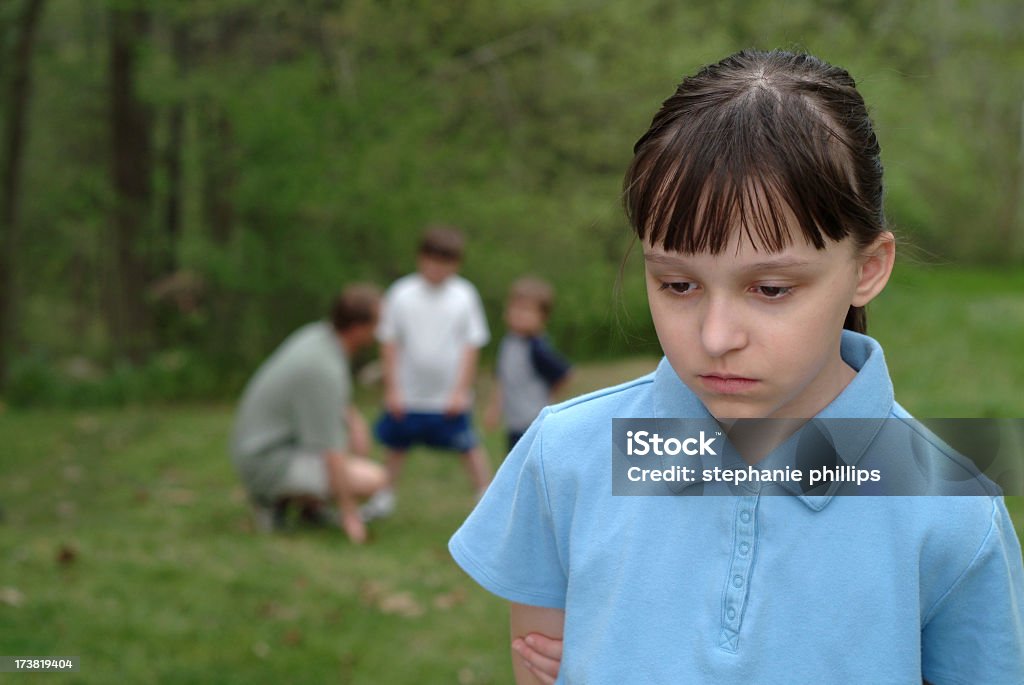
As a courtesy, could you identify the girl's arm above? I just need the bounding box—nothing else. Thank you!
[510,603,564,684]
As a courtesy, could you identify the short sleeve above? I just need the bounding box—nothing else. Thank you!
[921,498,1024,684]
[465,285,490,348]
[528,337,572,386]
[291,365,348,453]
[449,409,567,608]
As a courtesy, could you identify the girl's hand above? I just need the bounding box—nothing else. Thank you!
[511,633,563,684]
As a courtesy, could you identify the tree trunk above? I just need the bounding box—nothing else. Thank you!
[161,22,190,278]
[0,0,46,389]
[201,109,236,247]
[108,6,154,361]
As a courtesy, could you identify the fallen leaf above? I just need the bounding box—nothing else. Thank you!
[56,544,78,566]
[257,601,299,621]
[282,628,303,646]
[432,588,467,610]
[74,415,99,433]
[359,580,385,605]
[0,587,25,607]
[377,592,424,618]
[165,489,195,506]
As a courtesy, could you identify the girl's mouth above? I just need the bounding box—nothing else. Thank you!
[698,374,759,394]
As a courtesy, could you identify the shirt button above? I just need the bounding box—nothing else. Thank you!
[733,575,744,588]
[739,542,750,555]
[740,510,751,523]
[727,607,737,620]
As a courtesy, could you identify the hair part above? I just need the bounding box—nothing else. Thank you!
[509,276,556,317]
[624,50,887,333]
[330,283,381,332]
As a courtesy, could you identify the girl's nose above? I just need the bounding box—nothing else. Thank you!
[699,295,748,357]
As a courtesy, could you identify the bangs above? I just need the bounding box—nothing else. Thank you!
[625,80,876,254]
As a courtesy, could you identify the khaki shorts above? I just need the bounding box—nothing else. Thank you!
[270,451,330,500]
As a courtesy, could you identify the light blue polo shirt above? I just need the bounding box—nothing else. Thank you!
[449,331,1024,684]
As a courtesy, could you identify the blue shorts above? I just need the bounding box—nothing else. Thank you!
[375,412,479,453]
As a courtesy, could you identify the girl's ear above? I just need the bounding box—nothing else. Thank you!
[852,232,895,307]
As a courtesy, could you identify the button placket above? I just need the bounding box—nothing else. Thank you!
[719,494,759,653]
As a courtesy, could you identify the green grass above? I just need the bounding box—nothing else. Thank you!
[1,264,1022,683]
[0,404,529,684]
[0,360,660,685]
[872,263,1024,417]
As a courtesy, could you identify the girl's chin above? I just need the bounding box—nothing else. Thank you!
[702,399,769,422]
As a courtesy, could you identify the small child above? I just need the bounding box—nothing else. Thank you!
[361,225,492,520]
[485,277,572,451]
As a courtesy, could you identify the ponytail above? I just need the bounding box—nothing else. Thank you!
[843,306,866,334]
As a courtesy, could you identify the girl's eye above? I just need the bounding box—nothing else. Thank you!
[660,282,698,295]
[754,285,792,299]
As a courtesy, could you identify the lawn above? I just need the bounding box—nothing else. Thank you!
[1,265,1022,683]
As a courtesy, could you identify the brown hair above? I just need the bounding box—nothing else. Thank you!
[509,276,556,317]
[418,224,466,262]
[330,283,381,332]
[624,50,887,333]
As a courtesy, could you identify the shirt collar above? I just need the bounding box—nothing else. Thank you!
[651,330,895,511]
[320,320,350,367]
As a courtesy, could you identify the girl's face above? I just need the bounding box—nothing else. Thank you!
[645,224,893,420]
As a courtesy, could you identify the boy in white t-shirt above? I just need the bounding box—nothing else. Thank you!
[362,226,492,520]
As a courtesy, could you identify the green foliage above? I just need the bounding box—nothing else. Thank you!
[5,348,228,407]
[4,0,1024,404]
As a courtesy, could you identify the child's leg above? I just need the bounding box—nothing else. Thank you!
[384,448,407,488]
[357,448,404,522]
[345,455,390,498]
[461,444,492,497]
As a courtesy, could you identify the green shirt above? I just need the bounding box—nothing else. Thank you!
[231,322,350,498]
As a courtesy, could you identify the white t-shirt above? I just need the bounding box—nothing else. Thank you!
[377,273,490,411]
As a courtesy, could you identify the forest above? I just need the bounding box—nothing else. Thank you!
[2,0,1022,406]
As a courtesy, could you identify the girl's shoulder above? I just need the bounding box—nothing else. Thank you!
[546,370,658,422]
[520,371,658,478]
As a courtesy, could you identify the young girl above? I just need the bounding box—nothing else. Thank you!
[449,50,1024,684]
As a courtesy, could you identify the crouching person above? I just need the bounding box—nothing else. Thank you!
[231,284,388,543]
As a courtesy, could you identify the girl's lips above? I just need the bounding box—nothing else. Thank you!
[698,374,759,394]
